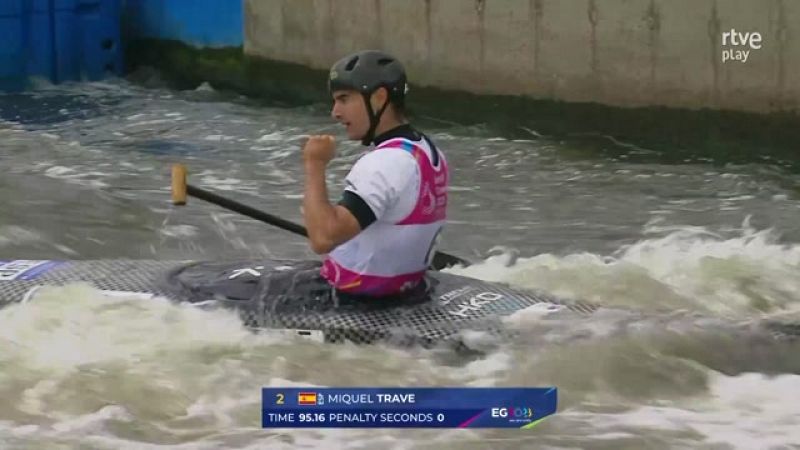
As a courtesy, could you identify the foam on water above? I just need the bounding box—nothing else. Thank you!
[0,284,291,447]
[0,282,483,448]
[43,165,110,188]
[0,226,45,248]
[4,78,800,449]
[565,372,800,449]
[447,219,800,320]
[0,275,795,448]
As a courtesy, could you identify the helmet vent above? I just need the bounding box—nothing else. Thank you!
[345,57,359,71]
[377,58,394,66]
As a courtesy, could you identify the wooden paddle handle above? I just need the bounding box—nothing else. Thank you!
[171,163,188,205]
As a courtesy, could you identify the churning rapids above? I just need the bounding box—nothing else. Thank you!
[1,79,799,449]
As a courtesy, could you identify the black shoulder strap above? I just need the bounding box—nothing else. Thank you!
[421,135,440,167]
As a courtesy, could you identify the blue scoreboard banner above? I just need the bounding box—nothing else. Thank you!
[262,387,557,428]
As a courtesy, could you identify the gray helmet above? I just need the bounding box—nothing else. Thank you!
[328,50,408,145]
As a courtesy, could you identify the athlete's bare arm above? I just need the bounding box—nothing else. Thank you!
[302,135,361,254]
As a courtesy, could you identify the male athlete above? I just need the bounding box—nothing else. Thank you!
[302,50,449,298]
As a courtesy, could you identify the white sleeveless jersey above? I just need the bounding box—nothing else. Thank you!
[321,135,448,296]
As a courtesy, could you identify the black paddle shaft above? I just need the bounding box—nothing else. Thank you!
[187,184,308,236]
[184,184,469,270]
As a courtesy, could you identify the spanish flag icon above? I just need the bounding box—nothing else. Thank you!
[298,392,318,405]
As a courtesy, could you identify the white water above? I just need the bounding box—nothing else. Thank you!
[450,219,800,320]
[0,227,797,448]
[2,80,800,449]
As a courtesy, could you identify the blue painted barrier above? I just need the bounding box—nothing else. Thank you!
[0,0,26,91]
[123,0,243,48]
[0,0,122,91]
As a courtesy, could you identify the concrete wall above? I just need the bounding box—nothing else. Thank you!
[244,0,799,114]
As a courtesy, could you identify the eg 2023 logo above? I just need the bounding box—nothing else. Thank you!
[491,407,534,423]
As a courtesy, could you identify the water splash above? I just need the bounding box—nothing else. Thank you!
[448,220,800,319]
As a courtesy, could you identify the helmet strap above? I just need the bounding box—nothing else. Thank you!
[360,92,391,146]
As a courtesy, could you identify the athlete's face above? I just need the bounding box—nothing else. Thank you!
[331,89,370,140]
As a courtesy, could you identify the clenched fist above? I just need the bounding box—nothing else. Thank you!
[303,135,336,166]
